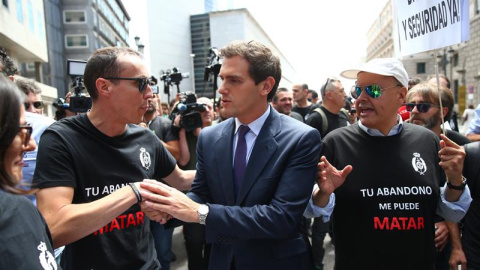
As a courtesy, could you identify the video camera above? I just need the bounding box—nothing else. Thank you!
[67,60,92,113]
[160,67,189,94]
[172,92,207,132]
[204,47,222,82]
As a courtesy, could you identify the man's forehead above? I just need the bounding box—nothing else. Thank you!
[278,91,292,98]
[356,72,397,84]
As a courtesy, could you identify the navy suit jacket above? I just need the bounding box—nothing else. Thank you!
[187,108,321,270]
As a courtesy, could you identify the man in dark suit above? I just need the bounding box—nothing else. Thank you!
[140,40,320,270]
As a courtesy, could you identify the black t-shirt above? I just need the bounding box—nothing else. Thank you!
[33,114,176,270]
[322,123,444,270]
[0,190,60,270]
[305,106,349,139]
[290,111,304,123]
[292,104,313,121]
[148,116,178,143]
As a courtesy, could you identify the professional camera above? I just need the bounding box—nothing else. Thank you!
[204,47,222,82]
[172,92,207,132]
[203,47,222,110]
[67,60,92,113]
[160,67,189,94]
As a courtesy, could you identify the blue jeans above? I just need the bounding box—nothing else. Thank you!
[151,221,174,270]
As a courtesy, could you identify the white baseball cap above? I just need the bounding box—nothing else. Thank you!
[340,58,409,88]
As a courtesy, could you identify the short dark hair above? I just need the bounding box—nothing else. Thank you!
[84,47,143,99]
[272,87,289,103]
[308,90,318,99]
[0,76,27,193]
[0,48,18,76]
[406,82,454,121]
[220,40,282,102]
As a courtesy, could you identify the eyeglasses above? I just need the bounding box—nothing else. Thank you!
[355,84,402,99]
[405,102,439,113]
[24,101,44,110]
[19,124,33,147]
[104,77,151,93]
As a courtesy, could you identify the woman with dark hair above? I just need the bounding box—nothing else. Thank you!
[0,75,60,269]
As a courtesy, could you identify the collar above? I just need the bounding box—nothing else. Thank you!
[358,114,404,136]
[234,106,270,136]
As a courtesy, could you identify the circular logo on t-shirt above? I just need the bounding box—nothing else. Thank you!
[412,153,427,175]
[139,147,151,170]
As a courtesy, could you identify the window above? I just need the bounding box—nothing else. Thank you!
[26,63,35,71]
[64,10,86,23]
[16,0,23,22]
[27,0,34,33]
[416,62,426,74]
[65,34,88,48]
[453,54,459,67]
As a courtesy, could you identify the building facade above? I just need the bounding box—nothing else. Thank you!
[0,0,58,116]
[191,8,297,98]
[40,0,130,98]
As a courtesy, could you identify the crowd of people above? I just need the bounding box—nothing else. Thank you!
[1,39,480,270]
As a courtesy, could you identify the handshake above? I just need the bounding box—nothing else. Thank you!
[136,179,202,225]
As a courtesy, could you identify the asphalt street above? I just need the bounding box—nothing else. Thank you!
[170,226,335,270]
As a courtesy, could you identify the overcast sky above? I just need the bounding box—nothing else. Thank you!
[124,0,390,91]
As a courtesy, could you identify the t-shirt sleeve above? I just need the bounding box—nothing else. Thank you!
[305,112,323,138]
[33,129,77,189]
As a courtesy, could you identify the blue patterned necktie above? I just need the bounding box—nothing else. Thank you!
[233,125,250,197]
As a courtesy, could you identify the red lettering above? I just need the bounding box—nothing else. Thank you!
[374,217,426,230]
[390,217,401,230]
[127,213,136,228]
[398,217,408,229]
[93,211,145,236]
[110,217,121,231]
[374,217,389,230]
[407,217,417,230]
[418,217,424,229]
[136,211,144,224]
[118,214,126,228]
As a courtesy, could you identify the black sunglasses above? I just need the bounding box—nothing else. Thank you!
[405,102,439,113]
[24,101,44,110]
[19,124,33,147]
[104,77,151,93]
[355,84,402,99]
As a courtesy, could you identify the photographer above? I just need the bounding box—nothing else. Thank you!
[173,96,213,270]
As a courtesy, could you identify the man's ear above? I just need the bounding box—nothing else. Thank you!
[443,107,449,119]
[260,76,275,97]
[96,78,112,97]
[398,86,407,104]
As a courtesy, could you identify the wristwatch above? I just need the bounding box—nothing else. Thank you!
[447,176,467,190]
[197,204,209,225]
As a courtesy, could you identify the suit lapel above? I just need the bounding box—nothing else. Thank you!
[236,109,281,204]
[214,119,236,205]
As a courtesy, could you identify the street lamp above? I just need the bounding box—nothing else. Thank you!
[190,54,196,93]
[134,36,145,54]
